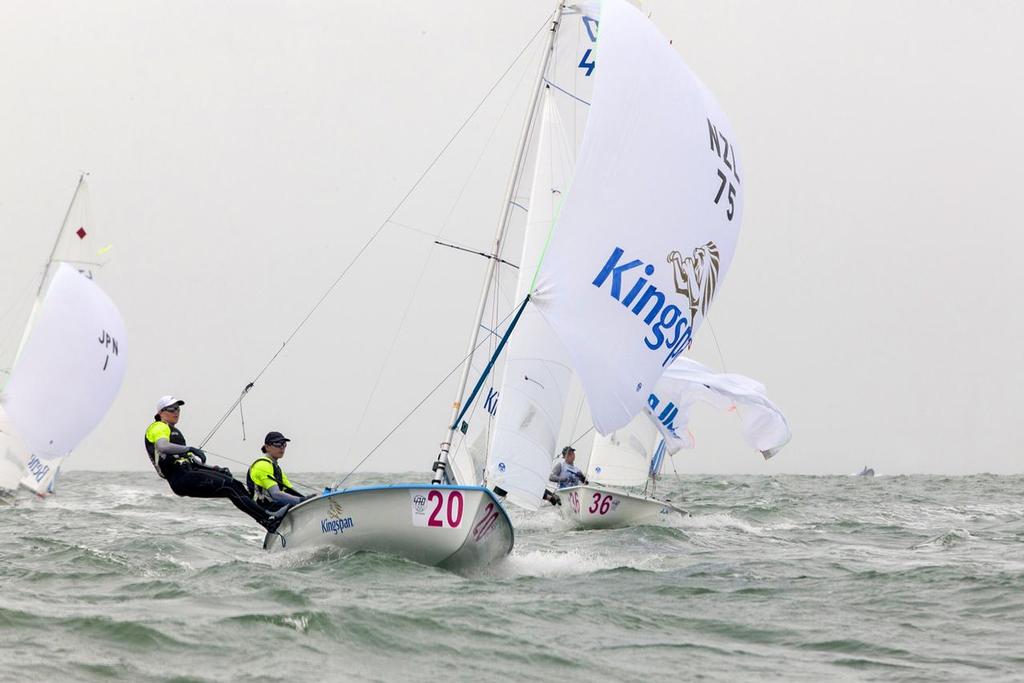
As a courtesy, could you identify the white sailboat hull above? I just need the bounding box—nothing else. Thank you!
[263,484,513,573]
[553,484,686,530]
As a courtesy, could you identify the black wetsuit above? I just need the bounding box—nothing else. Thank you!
[145,421,277,529]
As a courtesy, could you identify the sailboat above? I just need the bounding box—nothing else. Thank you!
[0,175,126,496]
[556,418,687,529]
[262,2,594,569]
[554,357,791,528]
[264,0,765,569]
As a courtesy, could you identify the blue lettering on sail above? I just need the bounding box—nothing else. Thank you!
[592,247,693,367]
[25,455,50,483]
[484,387,499,417]
[647,394,679,437]
[578,16,599,76]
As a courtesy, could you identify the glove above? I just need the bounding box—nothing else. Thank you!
[189,448,207,464]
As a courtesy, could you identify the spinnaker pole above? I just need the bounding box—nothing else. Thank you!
[432,2,565,485]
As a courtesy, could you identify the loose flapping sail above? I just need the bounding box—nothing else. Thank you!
[532,0,744,435]
[651,357,791,459]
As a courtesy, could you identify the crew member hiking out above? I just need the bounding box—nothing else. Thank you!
[246,431,309,511]
[144,395,286,532]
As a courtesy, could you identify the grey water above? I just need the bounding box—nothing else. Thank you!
[2,473,1023,682]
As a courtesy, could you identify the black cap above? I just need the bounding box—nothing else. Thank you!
[264,431,291,445]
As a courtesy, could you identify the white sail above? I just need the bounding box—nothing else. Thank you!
[0,264,127,493]
[585,413,660,487]
[480,5,603,509]
[649,357,791,459]
[486,91,576,510]
[8,177,108,369]
[532,0,744,434]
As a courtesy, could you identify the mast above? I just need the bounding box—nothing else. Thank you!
[432,2,565,485]
[11,173,88,367]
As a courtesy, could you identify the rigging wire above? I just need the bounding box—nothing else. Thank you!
[333,297,529,489]
[570,425,594,448]
[340,43,541,466]
[199,12,556,448]
[200,449,316,493]
[705,316,729,374]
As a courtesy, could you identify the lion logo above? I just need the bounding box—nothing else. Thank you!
[667,241,720,324]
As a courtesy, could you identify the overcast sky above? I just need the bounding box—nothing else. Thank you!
[2,1,1022,478]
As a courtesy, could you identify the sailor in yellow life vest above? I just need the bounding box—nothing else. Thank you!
[246,431,310,511]
[144,396,287,532]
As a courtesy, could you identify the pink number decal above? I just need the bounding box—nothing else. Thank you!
[427,490,444,527]
[447,491,464,527]
[569,491,580,513]
[599,494,612,515]
[588,492,601,514]
[472,502,499,541]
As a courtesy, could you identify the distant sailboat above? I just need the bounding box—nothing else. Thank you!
[0,175,125,496]
[556,418,687,529]
[555,359,790,529]
[856,466,875,477]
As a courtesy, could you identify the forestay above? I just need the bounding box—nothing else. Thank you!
[0,264,127,493]
[650,357,791,459]
[532,0,745,434]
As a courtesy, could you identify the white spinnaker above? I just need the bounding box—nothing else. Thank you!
[586,413,660,487]
[0,264,127,493]
[533,0,744,434]
[650,357,791,459]
[485,92,576,510]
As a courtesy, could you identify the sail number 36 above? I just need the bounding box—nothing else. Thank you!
[588,492,614,515]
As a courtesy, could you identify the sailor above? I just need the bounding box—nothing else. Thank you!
[144,396,286,532]
[549,446,588,488]
[246,431,309,511]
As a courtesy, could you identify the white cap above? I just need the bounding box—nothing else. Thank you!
[155,395,185,413]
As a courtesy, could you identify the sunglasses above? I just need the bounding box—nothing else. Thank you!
[269,441,288,448]
[162,405,181,413]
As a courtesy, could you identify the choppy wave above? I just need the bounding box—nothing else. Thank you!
[2,472,1024,682]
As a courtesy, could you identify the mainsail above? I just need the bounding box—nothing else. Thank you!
[532,0,744,434]
[4,175,108,375]
[585,413,661,488]
[484,92,576,509]
[480,5,601,509]
[0,264,127,493]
